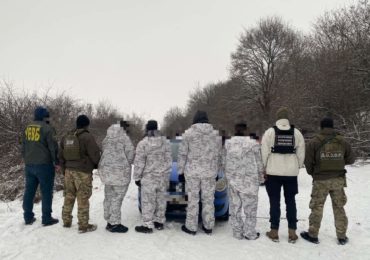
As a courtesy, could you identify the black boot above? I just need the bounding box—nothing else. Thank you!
[300,231,319,244]
[135,225,153,234]
[338,237,349,245]
[25,217,36,225]
[106,223,112,231]
[42,217,59,226]
[109,224,129,233]
[181,225,196,235]
[202,225,212,235]
[154,222,164,230]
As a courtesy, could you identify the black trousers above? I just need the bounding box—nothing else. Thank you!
[265,175,298,230]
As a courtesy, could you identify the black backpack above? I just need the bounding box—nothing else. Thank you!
[271,125,296,154]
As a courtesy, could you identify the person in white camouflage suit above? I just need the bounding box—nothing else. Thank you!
[133,120,172,233]
[178,111,222,235]
[224,122,264,240]
[98,122,134,233]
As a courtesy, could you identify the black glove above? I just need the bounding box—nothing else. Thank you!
[178,174,185,183]
[215,175,219,181]
[135,180,141,187]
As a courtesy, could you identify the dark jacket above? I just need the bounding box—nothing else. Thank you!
[304,128,355,180]
[59,129,101,174]
[22,121,58,165]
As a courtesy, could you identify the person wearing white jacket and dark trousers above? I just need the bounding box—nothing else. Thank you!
[261,107,305,243]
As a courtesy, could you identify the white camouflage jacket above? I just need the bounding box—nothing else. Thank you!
[177,123,222,179]
[98,124,135,186]
[224,136,264,195]
[133,131,172,181]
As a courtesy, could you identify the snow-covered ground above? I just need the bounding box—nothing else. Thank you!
[1,164,370,260]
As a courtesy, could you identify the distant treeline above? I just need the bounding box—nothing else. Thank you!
[0,83,145,201]
[162,0,370,157]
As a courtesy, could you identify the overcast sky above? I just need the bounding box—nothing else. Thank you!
[0,0,354,123]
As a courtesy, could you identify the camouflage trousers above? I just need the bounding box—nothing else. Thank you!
[141,177,168,228]
[185,177,216,232]
[229,185,259,240]
[308,177,348,239]
[62,169,93,228]
[104,184,129,225]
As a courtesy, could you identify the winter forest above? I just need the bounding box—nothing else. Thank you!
[1,1,369,201]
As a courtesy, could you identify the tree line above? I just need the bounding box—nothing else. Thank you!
[162,0,370,158]
[0,81,145,201]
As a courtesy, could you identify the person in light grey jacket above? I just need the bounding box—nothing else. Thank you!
[99,123,134,233]
[177,111,222,235]
[224,122,264,240]
[133,120,172,234]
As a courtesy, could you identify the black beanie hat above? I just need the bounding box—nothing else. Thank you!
[320,117,334,129]
[76,115,90,129]
[34,106,50,121]
[193,110,209,124]
[146,120,158,131]
[235,121,247,135]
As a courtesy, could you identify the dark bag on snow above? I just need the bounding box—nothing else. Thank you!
[271,125,296,154]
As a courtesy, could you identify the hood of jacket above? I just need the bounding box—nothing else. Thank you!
[189,123,215,136]
[228,136,257,153]
[146,133,167,152]
[275,119,291,131]
[106,124,124,139]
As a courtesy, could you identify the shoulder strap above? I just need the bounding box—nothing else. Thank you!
[317,134,337,151]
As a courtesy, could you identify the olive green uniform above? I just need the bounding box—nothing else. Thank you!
[59,129,101,228]
[304,128,355,239]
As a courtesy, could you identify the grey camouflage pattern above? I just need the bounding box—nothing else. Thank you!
[133,132,172,180]
[104,184,129,225]
[141,178,168,228]
[229,185,259,239]
[177,124,222,179]
[98,124,134,186]
[185,177,216,232]
[134,132,172,228]
[223,136,264,194]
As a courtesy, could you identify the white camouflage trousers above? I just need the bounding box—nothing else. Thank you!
[141,178,167,228]
[104,184,129,225]
[229,185,259,239]
[185,177,216,232]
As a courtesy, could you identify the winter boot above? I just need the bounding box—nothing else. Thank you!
[78,224,97,234]
[288,229,299,243]
[109,224,129,233]
[106,223,112,231]
[135,225,153,234]
[25,217,36,225]
[338,237,349,245]
[266,229,279,242]
[245,232,260,240]
[300,231,319,244]
[202,225,212,235]
[181,225,196,235]
[154,222,164,230]
[42,217,59,227]
[63,222,72,228]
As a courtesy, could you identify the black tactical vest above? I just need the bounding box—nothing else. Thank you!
[271,125,296,154]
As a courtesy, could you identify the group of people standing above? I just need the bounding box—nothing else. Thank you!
[21,106,355,245]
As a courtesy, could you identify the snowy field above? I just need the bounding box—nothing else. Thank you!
[1,164,370,260]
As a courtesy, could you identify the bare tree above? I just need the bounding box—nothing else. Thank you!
[231,16,302,129]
